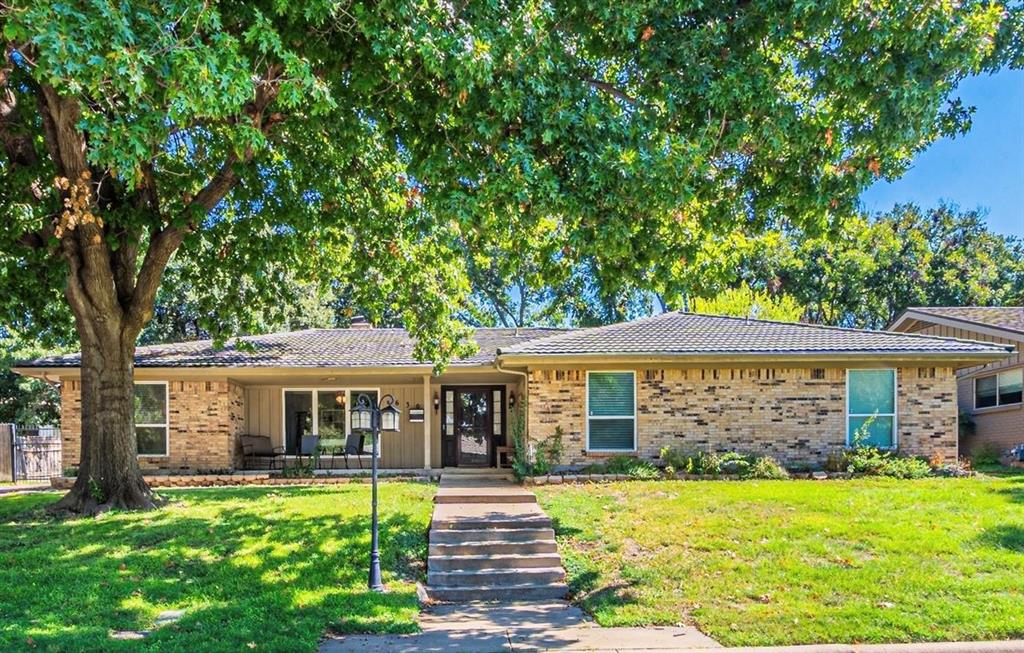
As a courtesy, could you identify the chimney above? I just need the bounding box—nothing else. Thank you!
[349,315,373,329]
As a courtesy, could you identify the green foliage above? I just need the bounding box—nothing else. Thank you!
[602,455,660,479]
[691,285,804,322]
[845,426,932,479]
[748,456,790,480]
[738,204,1024,328]
[971,443,1003,466]
[959,411,978,439]
[0,329,63,425]
[661,447,789,479]
[510,407,563,479]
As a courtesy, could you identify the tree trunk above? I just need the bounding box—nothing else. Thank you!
[51,310,155,514]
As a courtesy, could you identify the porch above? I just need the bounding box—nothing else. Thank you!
[233,369,522,471]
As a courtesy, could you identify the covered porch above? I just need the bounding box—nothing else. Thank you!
[233,367,524,471]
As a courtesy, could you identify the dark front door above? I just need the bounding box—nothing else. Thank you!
[442,386,503,467]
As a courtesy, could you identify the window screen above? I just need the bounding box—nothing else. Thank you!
[587,372,635,451]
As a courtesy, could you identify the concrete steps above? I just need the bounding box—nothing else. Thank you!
[426,473,568,603]
[429,539,558,555]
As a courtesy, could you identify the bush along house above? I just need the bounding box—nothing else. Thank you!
[14,312,1012,474]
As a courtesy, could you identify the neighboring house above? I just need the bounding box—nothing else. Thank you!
[13,312,1012,473]
[890,307,1024,456]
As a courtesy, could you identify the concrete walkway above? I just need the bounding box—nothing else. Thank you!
[318,599,720,652]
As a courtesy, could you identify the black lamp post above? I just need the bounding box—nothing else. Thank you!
[351,392,401,592]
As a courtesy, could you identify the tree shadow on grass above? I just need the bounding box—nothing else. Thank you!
[977,524,1024,553]
[0,485,432,653]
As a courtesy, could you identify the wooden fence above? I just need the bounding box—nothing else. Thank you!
[0,424,62,482]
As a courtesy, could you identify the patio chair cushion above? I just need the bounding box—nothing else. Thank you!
[240,434,278,456]
[344,432,364,455]
[300,435,320,456]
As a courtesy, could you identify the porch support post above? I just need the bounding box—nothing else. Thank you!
[422,374,432,470]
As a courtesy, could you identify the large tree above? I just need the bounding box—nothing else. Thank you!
[1,1,1018,512]
[737,203,1024,328]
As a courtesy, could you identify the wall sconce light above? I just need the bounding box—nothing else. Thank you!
[509,391,516,409]
[433,391,440,413]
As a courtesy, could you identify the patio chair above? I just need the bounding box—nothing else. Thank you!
[239,435,285,470]
[343,432,364,470]
[317,437,347,470]
[299,434,321,469]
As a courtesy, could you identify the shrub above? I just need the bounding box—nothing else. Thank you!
[659,446,689,471]
[971,443,1002,466]
[845,421,931,479]
[719,451,752,475]
[824,450,849,472]
[958,410,977,438]
[687,450,721,475]
[509,406,563,479]
[749,456,789,479]
[604,455,660,479]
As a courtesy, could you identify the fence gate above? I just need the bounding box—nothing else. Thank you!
[0,424,12,481]
[2,425,62,482]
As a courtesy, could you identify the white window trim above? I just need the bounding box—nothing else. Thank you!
[973,368,1023,411]
[135,381,169,458]
[585,370,637,453]
[845,369,898,449]
[280,387,382,456]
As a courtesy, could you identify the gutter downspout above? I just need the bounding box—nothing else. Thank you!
[495,353,529,437]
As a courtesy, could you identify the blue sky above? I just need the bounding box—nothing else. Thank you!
[860,68,1024,238]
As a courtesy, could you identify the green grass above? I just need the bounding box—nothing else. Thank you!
[537,471,1024,647]
[0,483,435,652]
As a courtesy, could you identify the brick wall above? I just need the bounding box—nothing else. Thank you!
[527,366,958,467]
[60,378,244,472]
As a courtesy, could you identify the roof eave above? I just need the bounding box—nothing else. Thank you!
[889,309,1024,341]
[497,350,1011,367]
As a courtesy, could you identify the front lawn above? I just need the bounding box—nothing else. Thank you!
[537,472,1024,647]
[0,483,435,652]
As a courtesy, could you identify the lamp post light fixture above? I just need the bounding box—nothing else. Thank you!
[350,392,401,592]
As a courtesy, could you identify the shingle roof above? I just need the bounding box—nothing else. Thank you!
[19,327,566,368]
[900,306,1024,336]
[498,312,1012,358]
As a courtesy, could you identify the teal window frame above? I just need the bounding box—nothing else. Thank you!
[585,371,636,452]
[845,369,897,449]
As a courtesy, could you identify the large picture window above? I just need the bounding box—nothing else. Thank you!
[975,369,1023,409]
[134,382,168,456]
[846,369,896,448]
[586,371,636,451]
[282,388,379,455]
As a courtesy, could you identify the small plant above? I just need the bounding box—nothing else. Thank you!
[971,443,1002,466]
[845,420,931,479]
[958,410,976,438]
[603,455,660,479]
[719,451,752,475]
[659,446,689,471]
[280,459,316,478]
[749,456,789,479]
[62,466,79,478]
[824,450,849,472]
[687,450,721,475]
[508,407,563,479]
[87,476,105,503]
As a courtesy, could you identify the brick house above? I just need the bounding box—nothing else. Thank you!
[890,307,1023,457]
[14,312,1012,472]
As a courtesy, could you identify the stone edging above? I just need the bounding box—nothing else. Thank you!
[51,474,439,490]
[521,469,974,485]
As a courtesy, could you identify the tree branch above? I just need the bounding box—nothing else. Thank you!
[581,76,640,107]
